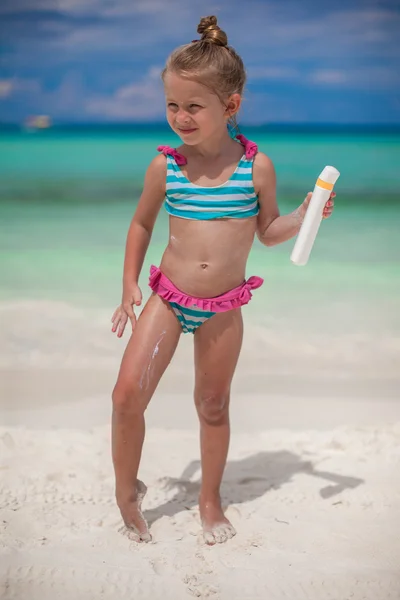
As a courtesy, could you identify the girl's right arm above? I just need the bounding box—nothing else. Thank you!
[111,154,166,337]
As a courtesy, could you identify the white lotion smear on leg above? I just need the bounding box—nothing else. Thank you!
[139,331,166,391]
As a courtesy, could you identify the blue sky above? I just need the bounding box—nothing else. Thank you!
[0,0,399,125]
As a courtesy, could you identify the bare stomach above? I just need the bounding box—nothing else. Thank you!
[159,216,258,297]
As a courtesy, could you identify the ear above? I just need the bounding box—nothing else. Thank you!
[225,93,242,118]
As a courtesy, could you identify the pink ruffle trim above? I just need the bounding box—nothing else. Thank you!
[157,134,258,165]
[157,145,187,165]
[149,265,264,313]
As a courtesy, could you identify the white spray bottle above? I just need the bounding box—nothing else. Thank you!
[290,166,340,266]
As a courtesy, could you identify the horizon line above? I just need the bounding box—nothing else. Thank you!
[1,121,400,132]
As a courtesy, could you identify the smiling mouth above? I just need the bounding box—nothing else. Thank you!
[178,128,197,133]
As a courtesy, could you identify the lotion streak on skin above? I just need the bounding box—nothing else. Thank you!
[139,331,167,391]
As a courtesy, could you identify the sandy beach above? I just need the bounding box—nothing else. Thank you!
[1,301,400,599]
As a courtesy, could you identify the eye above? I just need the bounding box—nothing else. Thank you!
[167,102,178,109]
[189,104,202,109]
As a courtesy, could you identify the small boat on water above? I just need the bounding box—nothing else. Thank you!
[23,115,52,131]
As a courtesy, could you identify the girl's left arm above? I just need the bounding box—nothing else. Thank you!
[253,152,335,247]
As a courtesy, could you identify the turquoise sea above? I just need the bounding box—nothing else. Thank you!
[1,126,399,378]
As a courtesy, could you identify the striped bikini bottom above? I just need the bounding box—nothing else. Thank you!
[148,265,264,334]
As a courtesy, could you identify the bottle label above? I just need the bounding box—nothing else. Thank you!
[316,178,334,191]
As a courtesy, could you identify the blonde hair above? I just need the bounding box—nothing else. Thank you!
[161,16,246,131]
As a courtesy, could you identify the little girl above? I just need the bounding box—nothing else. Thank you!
[111,15,335,546]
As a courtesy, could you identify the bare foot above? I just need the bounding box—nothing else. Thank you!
[117,480,151,543]
[199,494,236,545]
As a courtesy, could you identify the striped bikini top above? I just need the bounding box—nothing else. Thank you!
[157,134,259,221]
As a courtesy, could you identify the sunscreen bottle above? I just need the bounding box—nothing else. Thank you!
[290,166,340,266]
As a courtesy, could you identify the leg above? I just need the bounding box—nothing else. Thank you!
[193,308,243,544]
[112,294,181,541]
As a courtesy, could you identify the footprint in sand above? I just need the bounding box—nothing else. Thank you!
[183,574,218,598]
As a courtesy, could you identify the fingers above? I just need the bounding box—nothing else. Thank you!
[123,303,138,333]
[133,289,142,307]
[127,311,137,334]
[303,191,313,207]
[323,191,336,219]
[123,303,135,320]
[111,303,138,337]
[111,306,131,337]
[111,308,123,334]
[117,312,129,338]
[111,307,120,322]
[114,310,132,337]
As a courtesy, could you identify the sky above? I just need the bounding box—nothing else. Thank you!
[0,0,399,125]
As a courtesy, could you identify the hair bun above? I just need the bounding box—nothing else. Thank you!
[197,15,228,47]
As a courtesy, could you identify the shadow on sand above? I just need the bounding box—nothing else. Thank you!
[144,450,364,526]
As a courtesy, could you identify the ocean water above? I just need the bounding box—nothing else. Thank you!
[1,127,399,378]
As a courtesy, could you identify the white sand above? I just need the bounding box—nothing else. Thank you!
[1,301,400,598]
[2,419,400,598]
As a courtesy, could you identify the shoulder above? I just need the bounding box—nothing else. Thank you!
[145,154,167,189]
[253,151,275,173]
[148,153,168,173]
[144,154,167,185]
[252,151,276,193]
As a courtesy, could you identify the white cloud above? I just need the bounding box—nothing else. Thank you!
[0,80,14,98]
[36,0,198,54]
[310,70,348,85]
[0,0,201,19]
[1,2,399,123]
[0,0,50,13]
[247,66,299,81]
[235,7,400,61]
[309,66,400,89]
[3,3,399,65]
[0,73,87,122]
[85,67,165,120]
[243,91,307,125]
[0,0,124,15]
[100,0,173,16]
[0,78,41,99]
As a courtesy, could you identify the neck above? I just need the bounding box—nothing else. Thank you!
[187,128,234,160]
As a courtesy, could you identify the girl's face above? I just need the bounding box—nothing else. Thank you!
[164,71,239,145]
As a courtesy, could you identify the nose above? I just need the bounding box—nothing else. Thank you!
[175,109,191,125]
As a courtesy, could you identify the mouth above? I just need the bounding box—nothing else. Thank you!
[177,128,197,134]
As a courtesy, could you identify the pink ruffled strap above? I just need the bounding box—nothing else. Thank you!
[157,145,187,165]
[235,134,258,159]
[149,265,263,313]
[157,134,257,165]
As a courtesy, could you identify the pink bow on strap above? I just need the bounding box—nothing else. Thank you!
[235,134,258,159]
[157,145,187,165]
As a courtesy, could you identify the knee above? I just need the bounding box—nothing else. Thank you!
[112,382,145,416]
[195,390,230,424]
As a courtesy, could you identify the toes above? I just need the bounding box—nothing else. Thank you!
[119,524,152,543]
[201,524,237,545]
[119,525,141,542]
[214,525,236,543]
[202,530,216,545]
[213,526,227,544]
[224,524,236,540]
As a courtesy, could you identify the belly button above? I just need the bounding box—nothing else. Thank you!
[200,263,208,269]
